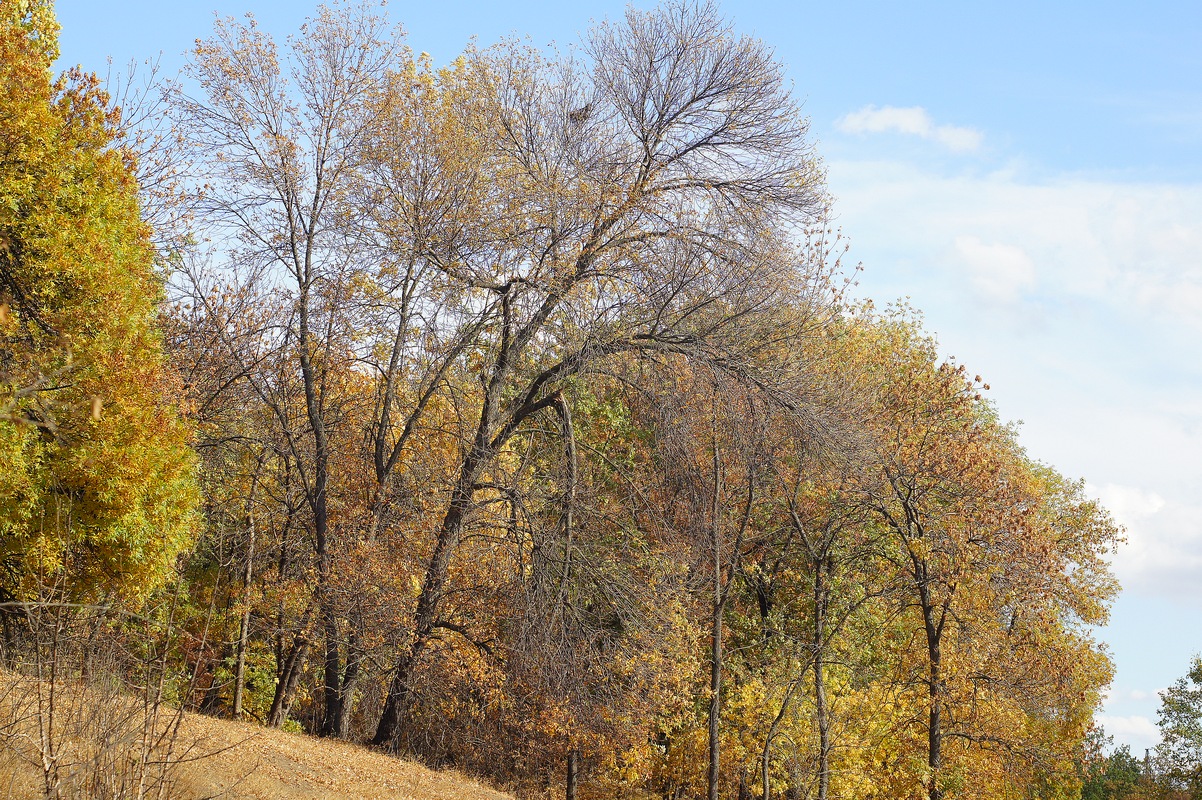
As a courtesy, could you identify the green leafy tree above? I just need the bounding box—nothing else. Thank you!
[1157,656,1202,797]
[1082,749,1143,800]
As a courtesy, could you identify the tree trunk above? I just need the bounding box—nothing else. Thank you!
[920,588,944,800]
[707,437,729,800]
[231,602,252,718]
[372,442,487,748]
[319,599,343,737]
[312,433,342,738]
[566,748,579,800]
[708,600,722,800]
[198,681,222,714]
[232,511,256,718]
[369,515,455,748]
[268,630,309,728]
[814,559,830,800]
[737,771,752,800]
[928,653,942,800]
[233,463,263,719]
[334,630,362,738]
[761,725,773,800]
[370,288,584,749]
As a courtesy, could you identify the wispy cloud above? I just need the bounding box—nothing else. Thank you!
[835,105,984,152]
[827,160,1202,334]
[825,158,1202,603]
[1097,714,1160,751]
[954,236,1036,303]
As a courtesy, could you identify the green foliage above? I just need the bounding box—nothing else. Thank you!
[1081,745,1143,800]
[1157,656,1202,796]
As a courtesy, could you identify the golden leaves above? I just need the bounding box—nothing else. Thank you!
[0,2,198,601]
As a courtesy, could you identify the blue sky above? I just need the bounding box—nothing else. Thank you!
[56,0,1202,753]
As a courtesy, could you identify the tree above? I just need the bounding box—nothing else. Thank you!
[1080,728,1144,800]
[849,310,1119,800]
[1157,656,1202,797]
[368,0,826,749]
[0,0,196,604]
[156,5,1130,798]
[172,2,404,737]
[640,369,769,800]
[751,445,892,800]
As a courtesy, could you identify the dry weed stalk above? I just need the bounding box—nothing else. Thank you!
[0,589,216,800]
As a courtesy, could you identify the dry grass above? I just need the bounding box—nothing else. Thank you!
[0,672,513,800]
[0,667,199,799]
[0,594,515,800]
[170,713,515,800]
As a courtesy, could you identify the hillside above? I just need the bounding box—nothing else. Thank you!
[0,690,514,800]
[173,714,515,800]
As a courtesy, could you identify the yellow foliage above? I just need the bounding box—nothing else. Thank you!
[0,2,198,599]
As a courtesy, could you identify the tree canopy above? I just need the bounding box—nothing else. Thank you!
[0,3,1128,800]
[0,0,197,602]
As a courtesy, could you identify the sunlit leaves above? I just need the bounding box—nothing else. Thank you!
[0,3,197,600]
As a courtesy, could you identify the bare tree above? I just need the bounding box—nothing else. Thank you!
[368,0,826,749]
[171,3,404,738]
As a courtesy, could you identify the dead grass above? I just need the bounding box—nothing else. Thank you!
[0,672,513,800]
[170,712,515,800]
[0,667,200,799]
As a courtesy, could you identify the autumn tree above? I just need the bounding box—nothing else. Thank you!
[636,368,771,800]
[155,5,1130,799]
[0,0,196,604]
[171,3,404,737]
[368,0,827,749]
[748,441,893,800]
[353,53,498,544]
[850,311,1119,800]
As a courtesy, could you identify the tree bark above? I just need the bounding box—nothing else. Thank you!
[708,600,722,800]
[268,609,311,729]
[268,636,308,728]
[920,583,944,800]
[707,442,724,800]
[372,465,480,747]
[319,599,342,737]
[737,771,752,800]
[372,335,527,747]
[814,558,831,800]
[232,464,261,719]
[334,630,362,738]
[566,748,579,800]
[231,592,252,718]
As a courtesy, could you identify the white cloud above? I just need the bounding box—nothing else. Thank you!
[835,105,984,152]
[826,160,1202,335]
[824,159,1202,602]
[1104,687,1166,706]
[954,236,1037,302]
[1097,714,1160,751]
[1089,482,1202,599]
[1091,483,1166,521]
